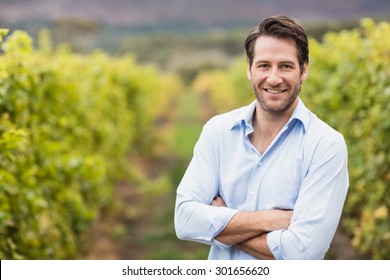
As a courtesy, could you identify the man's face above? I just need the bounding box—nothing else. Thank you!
[247,36,308,115]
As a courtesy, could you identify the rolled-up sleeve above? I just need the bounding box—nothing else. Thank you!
[174,120,239,246]
[267,133,349,259]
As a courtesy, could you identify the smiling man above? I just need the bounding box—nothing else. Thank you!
[174,15,349,260]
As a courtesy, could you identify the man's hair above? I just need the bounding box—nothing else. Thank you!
[245,15,309,71]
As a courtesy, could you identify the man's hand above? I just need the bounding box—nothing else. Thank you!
[211,196,227,207]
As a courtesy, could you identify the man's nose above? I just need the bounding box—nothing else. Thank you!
[266,69,283,86]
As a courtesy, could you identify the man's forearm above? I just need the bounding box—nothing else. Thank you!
[212,196,292,246]
[235,233,275,259]
[215,209,292,245]
[215,211,269,245]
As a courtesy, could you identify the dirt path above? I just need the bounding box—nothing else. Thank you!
[82,180,146,259]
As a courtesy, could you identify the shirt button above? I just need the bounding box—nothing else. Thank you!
[257,161,262,167]
[250,191,255,196]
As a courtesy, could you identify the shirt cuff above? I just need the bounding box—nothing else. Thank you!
[208,207,240,249]
[212,239,232,249]
[267,229,285,260]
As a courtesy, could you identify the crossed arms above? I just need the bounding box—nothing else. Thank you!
[175,114,349,259]
[211,196,292,259]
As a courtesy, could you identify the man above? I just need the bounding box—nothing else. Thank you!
[174,15,349,260]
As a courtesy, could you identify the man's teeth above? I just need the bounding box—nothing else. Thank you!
[266,89,285,94]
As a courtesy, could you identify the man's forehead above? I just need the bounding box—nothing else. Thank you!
[253,36,299,61]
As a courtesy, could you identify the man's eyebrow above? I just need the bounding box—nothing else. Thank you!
[279,61,296,64]
[253,60,270,64]
[253,60,297,65]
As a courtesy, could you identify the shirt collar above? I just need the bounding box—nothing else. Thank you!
[231,98,310,132]
[231,100,257,130]
[289,98,310,132]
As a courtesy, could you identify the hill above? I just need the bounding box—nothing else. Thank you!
[1,0,389,30]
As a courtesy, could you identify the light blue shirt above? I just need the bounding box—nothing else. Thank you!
[174,98,349,260]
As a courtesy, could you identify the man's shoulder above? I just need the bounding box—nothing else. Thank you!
[306,112,346,149]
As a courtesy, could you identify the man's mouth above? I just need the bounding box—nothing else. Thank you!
[264,89,286,94]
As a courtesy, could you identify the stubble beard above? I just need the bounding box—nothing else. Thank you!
[252,81,302,115]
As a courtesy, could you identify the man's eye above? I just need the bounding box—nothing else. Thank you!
[281,64,293,69]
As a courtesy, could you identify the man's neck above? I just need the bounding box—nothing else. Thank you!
[250,101,297,154]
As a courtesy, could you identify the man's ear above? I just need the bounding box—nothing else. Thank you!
[301,64,308,81]
[247,64,251,80]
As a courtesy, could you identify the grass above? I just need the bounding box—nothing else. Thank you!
[136,190,209,260]
[174,122,202,158]
[172,92,203,158]
[136,91,209,259]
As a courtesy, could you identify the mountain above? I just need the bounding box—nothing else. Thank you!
[1,0,389,30]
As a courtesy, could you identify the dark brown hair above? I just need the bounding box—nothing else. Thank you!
[245,15,309,71]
